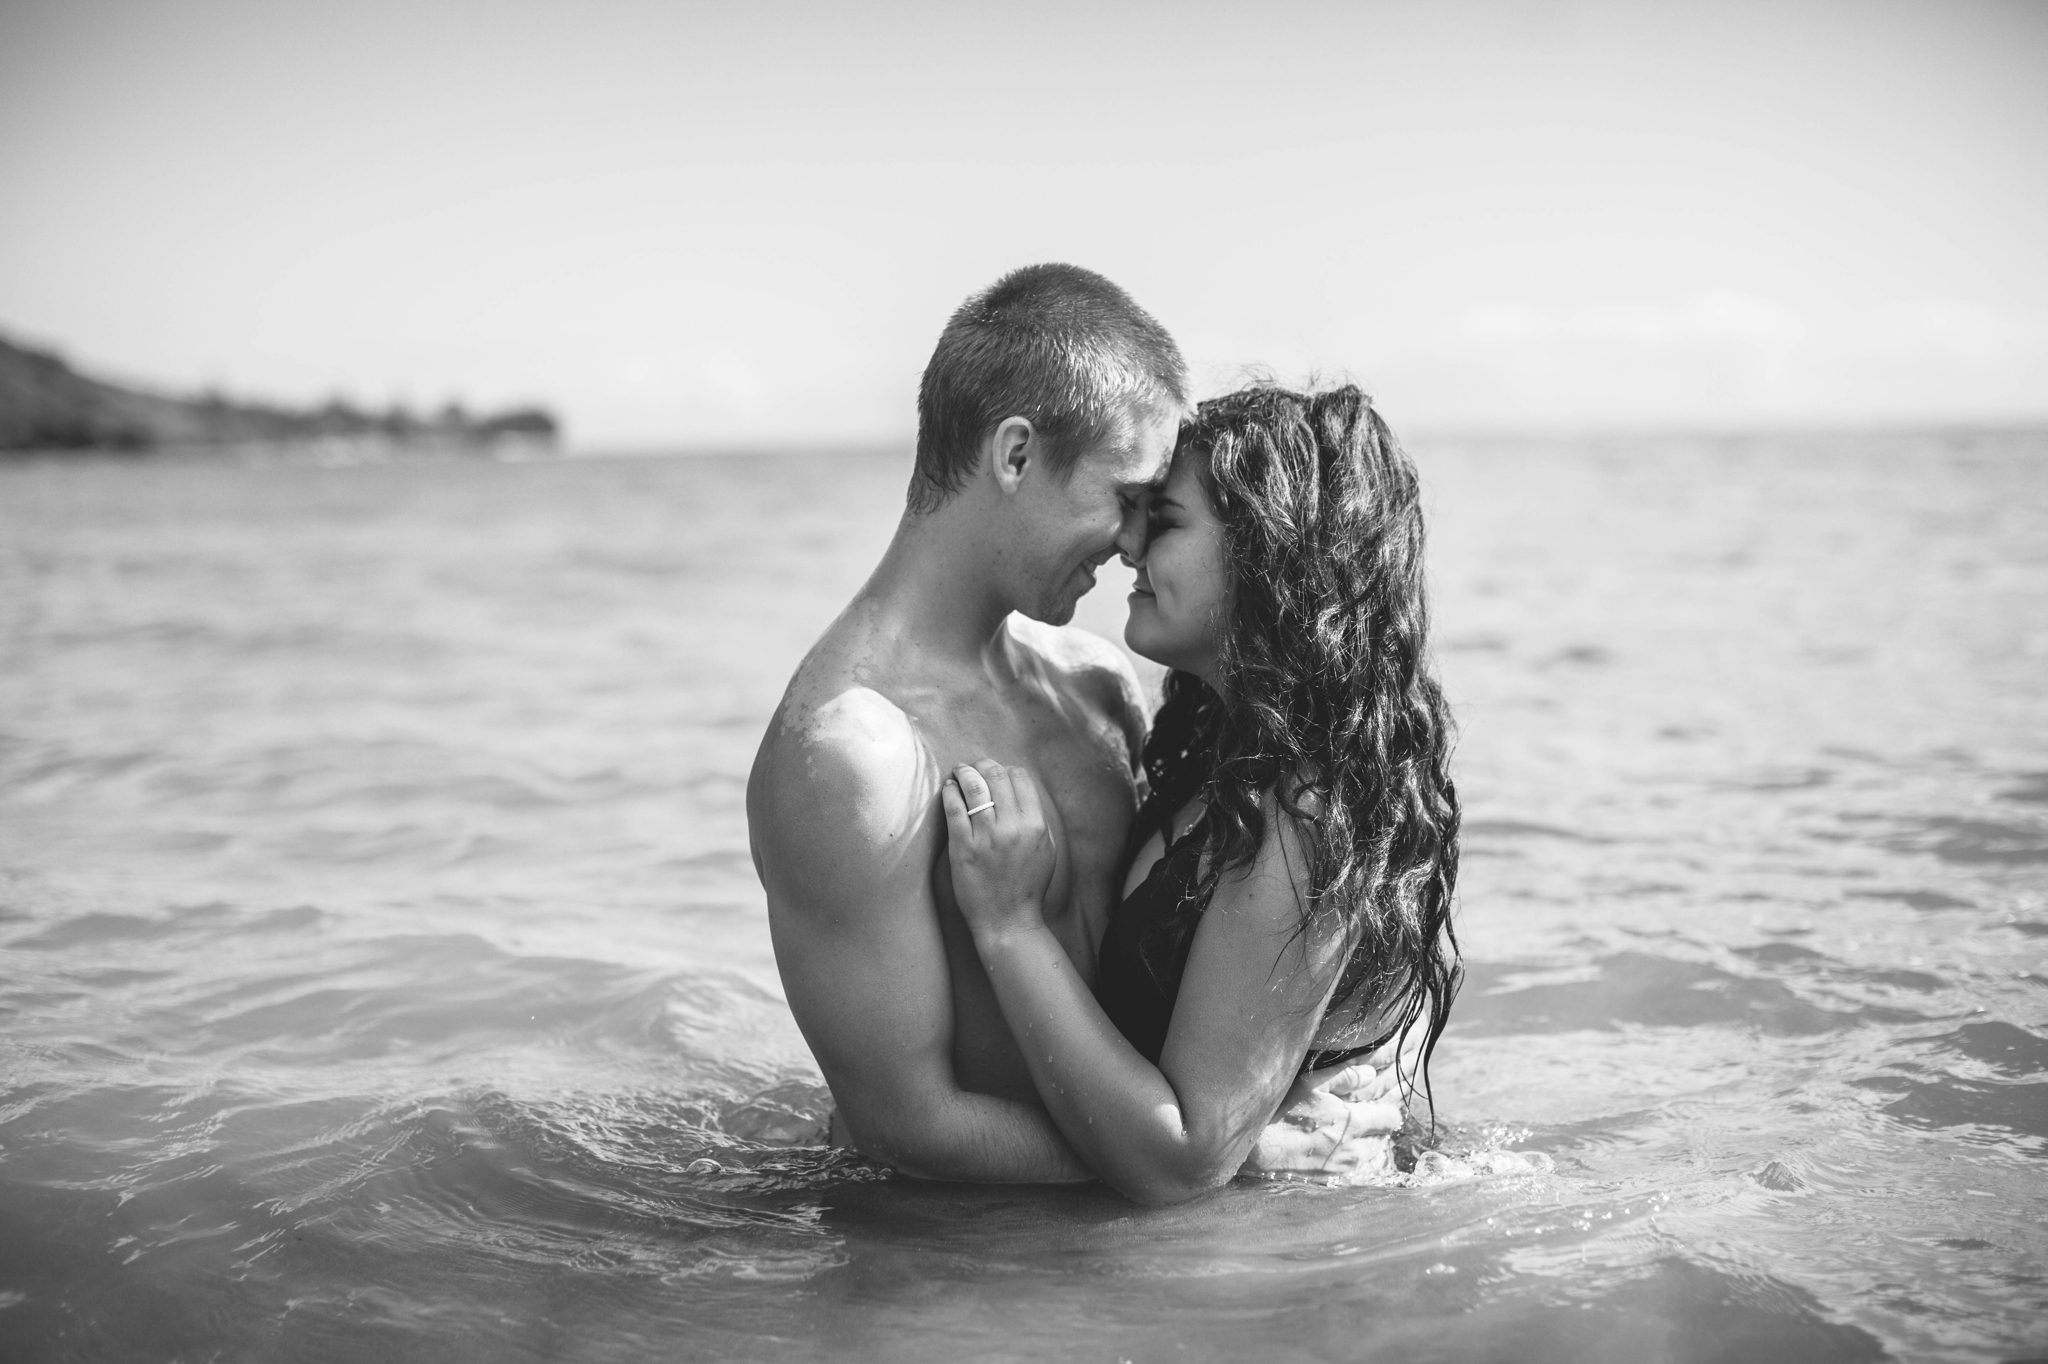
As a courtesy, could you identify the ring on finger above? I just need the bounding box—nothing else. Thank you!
[963,800,996,818]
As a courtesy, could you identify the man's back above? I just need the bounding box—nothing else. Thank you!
[748,596,1146,1171]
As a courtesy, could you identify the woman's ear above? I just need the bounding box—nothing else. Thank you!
[989,416,1035,494]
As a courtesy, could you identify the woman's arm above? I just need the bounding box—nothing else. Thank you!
[942,761,1353,1205]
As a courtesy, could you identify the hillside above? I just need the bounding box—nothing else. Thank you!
[0,334,558,452]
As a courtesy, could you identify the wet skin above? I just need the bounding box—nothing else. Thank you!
[764,616,1145,1104]
[746,413,1173,1180]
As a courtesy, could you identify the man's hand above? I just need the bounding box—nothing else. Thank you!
[1239,1061,1404,1183]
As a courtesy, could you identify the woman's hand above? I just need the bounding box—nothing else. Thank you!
[941,760,1057,945]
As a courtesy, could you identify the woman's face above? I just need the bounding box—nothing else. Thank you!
[1124,449,1231,679]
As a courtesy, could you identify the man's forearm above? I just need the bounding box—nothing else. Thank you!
[866,1088,1094,1185]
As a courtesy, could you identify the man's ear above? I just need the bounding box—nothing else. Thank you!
[988,416,1034,495]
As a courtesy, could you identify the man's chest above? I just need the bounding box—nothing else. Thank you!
[917,694,1138,1094]
[923,696,1137,888]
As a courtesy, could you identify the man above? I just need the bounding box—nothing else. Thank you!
[748,265,1392,1184]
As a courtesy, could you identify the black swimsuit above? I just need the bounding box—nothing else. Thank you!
[1093,804,1374,1075]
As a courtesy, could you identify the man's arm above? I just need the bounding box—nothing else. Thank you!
[749,688,1091,1183]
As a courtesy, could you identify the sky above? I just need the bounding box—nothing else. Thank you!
[2,0,2044,447]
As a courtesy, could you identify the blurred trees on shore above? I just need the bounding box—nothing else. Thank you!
[0,334,559,453]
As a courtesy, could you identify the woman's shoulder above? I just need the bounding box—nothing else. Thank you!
[1202,783,1345,931]
[1229,774,1326,850]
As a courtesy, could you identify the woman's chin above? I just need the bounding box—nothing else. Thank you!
[1122,625,1178,672]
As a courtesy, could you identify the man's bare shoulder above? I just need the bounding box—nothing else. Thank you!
[1008,615,1149,741]
[753,678,934,854]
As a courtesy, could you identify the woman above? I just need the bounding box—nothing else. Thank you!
[940,383,1461,1205]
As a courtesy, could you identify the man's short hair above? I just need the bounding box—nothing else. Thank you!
[908,264,1189,513]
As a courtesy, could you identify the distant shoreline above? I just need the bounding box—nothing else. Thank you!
[0,332,559,456]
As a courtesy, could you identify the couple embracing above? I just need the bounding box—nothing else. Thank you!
[747,264,1461,1204]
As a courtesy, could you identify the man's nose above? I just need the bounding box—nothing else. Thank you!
[1114,502,1149,563]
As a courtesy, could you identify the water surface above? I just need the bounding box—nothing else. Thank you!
[2,433,2044,1361]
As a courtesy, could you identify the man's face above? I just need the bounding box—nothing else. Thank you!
[1016,402,1179,625]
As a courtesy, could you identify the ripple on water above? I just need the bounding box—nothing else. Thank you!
[1851,1070,2048,1152]
[1843,887,1977,913]
[1995,772,2048,805]
[1843,1019,2048,1155]
[1458,951,1927,1037]
[1883,813,2048,867]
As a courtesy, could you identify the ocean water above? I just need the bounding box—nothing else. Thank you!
[1,433,2044,1362]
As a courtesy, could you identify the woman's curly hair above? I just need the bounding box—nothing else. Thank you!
[1139,382,1462,1107]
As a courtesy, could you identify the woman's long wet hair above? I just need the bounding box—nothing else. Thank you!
[1139,382,1461,1110]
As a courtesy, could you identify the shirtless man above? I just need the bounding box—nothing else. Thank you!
[748,265,1388,1183]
